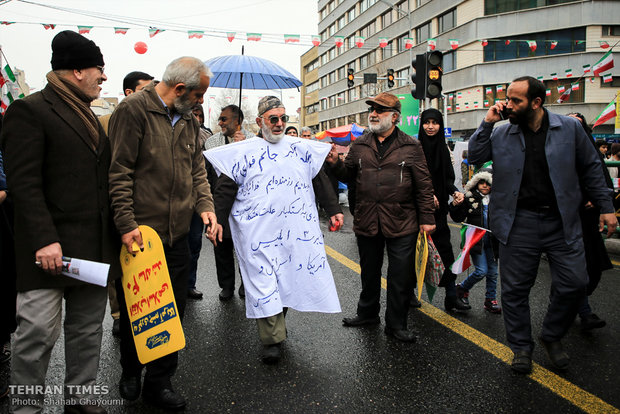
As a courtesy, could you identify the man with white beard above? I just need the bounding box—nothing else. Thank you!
[205,96,344,364]
[325,92,436,343]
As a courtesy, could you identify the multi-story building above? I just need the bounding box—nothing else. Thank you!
[303,0,619,139]
[301,46,321,132]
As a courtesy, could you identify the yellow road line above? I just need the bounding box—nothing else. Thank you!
[325,244,620,414]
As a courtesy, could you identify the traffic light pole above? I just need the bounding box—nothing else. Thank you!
[377,0,412,89]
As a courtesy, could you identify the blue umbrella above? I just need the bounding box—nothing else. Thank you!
[205,49,302,108]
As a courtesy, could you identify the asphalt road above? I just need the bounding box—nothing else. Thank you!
[1,210,619,413]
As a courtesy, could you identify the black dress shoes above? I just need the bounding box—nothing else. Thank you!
[187,288,203,300]
[511,350,532,374]
[342,315,380,327]
[142,385,186,411]
[580,313,606,331]
[119,374,141,401]
[539,337,569,371]
[219,288,234,301]
[238,285,245,298]
[410,296,422,308]
[384,327,417,343]
[112,319,120,337]
[444,295,471,311]
[262,343,282,364]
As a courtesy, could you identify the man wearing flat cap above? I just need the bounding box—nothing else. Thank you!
[326,92,436,342]
[205,96,343,364]
[0,30,118,413]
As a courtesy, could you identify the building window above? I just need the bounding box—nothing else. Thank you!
[360,0,376,13]
[347,7,356,22]
[338,15,346,30]
[320,7,328,20]
[544,79,585,104]
[383,41,393,59]
[443,51,456,72]
[397,34,409,53]
[329,71,336,84]
[328,24,336,37]
[337,66,345,80]
[320,76,328,88]
[601,76,620,88]
[348,114,357,124]
[438,9,456,33]
[306,59,319,73]
[328,0,335,12]
[416,21,431,44]
[321,99,328,111]
[348,87,358,102]
[382,11,393,29]
[348,36,356,49]
[329,119,336,128]
[306,81,319,93]
[337,92,346,105]
[321,53,327,65]
[359,51,376,70]
[329,95,336,108]
[305,103,319,115]
[485,0,575,15]
[321,31,327,42]
[396,68,409,87]
[484,27,586,62]
[603,25,620,36]
[416,0,430,7]
[360,21,376,38]
[329,47,336,60]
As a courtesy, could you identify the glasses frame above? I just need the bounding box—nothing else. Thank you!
[265,114,289,125]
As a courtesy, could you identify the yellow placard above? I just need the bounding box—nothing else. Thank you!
[120,225,185,364]
[415,231,429,301]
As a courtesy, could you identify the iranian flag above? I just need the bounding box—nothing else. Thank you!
[355,36,365,48]
[1,22,15,25]
[571,83,579,91]
[334,36,344,47]
[505,40,511,45]
[284,34,300,44]
[565,69,572,77]
[527,40,537,51]
[449,39,459,49]
[379,37,388,48]
[484,100,489,107]
[537,76,543,81]
[1,92,14,113]
[188,31,204,39]
[247,33,262,41]
[149,27,165,37]
[593,100,616,128]
[550,40,558,49]
[557,88,571,103]
[593,50,614,76]
[427,38,436,50]
[551,73,558,80]
[583,64,591,74]
[603,73,613,83]
[599,41,610,49]
[456,103,460,110]
[311,35,320,46]
[546,89,551,96]
[405,38,414,49]
[447,104,452,111]
[451,225,487,274]
[485,87,492,94]
[497,84,504,92]
[474,101,479,108]
[78,26,93,34]
[227,32,235,42]
[0,64,16,88]
[42,24,56,30]
[557,85,565,93]
[114,27,129,35]
[481,39,488,47]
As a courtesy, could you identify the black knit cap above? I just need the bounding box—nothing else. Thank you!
[51,30,104,70]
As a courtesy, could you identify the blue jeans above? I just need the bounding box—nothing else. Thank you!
[461,238,498,299]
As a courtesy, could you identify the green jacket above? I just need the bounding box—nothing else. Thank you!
[108,83,214,245]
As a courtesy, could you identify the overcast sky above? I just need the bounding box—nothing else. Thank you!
[0,0,319,117]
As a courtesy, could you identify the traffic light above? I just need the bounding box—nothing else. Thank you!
[410,54,426,99]
[347,68,355,88]
[387,68,395,88]
[425,50,443,99]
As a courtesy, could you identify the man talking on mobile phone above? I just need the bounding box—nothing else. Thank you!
[108,57,217,410]
[468,76,616,375]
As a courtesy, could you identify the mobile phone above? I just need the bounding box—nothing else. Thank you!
[499,107,509,120]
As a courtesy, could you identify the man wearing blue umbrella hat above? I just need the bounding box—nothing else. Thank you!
[205,96,343,364]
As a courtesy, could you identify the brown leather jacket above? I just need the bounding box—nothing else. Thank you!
[331,127,435,237]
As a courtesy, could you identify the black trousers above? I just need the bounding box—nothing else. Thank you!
[432,210,457,293]
[214,237,238,290]
[356,232,416,330]
[499,209,587,352]
[116,235,190,389]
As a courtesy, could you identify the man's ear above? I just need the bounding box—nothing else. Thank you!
[256,117,263,128]
[174,83,186,97]
[531,96,543,110]
[73,69,84,81]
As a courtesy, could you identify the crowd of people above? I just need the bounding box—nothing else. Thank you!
[0,30,617,413]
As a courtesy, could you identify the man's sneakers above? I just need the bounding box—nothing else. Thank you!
[511,350,532,374]
[580,313,606,331]
[456,284,470,307]
[539,337,570,371]
[484,298,502,314]
[262,343,282,364]
[444,295,471,312]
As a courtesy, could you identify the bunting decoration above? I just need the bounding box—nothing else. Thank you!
[379,37,388,48]
[603,73,613,83]
[527,40,537,52]
[593,50,614,76]
[557,88,571,103]
[593,100,616,128]
[565,69,572,77]
[474,101,479,108]
[599,41,610,49]
[537,76,543,81]
[481,39,488,47]
[42,24,56,30]
[427,38,436,50]
[505,40,511,45]
[484,100,489,107]
[571,83,579,91]
[149,27,164,37]
[284,34,300,44]
[78,26,93,34]
[114,27,128,35]
[449,39,459,50]
[583,64,591,74]
[405,38,414,49]
[546,89,551,96]
[558,85,565,93]
[247,33,262,41]
[334,36,344,48]
[551,73,558,80]
[1,22,15,25]
[188,31,204,39]
[0,64,16,88]
[1,63,24,114]
[311,35,320,46]
[355,36,365,48]
[485,87,492,94]
[227,32,235,42]
[496,85,504,92]
[550,41,558,49]
[447,104,452,111]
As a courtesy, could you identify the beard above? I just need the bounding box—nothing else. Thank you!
[367,115,393,134]
[261,124,284,144]
[509,105,534,126]
[173,92,194,115]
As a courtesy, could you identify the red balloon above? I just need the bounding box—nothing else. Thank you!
[134,41,148,54]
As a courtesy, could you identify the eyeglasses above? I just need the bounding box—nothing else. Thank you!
[368,106,393,114]
[96,66,105,74]
[265,115,289,125]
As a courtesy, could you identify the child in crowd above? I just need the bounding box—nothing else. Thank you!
[450,170,501,313]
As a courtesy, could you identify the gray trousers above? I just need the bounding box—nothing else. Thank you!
[11,285,107,413]
[499,209,588,353]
